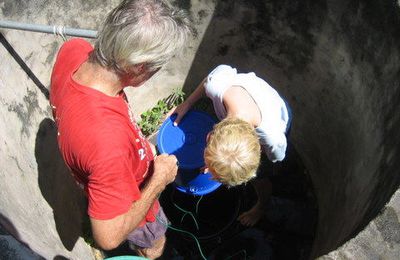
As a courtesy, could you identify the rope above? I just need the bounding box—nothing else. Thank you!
[53,25,67,41]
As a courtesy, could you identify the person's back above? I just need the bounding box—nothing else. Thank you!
[51,38,154,211]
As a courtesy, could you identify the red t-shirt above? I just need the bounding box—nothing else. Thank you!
[50,38,159,224]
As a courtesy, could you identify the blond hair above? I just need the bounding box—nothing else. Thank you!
[204,117,261,187]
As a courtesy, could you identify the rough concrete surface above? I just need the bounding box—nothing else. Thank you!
[0,0,399,259]
[318,190,400,260]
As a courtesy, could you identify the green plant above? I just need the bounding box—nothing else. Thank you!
[138,88,185,136]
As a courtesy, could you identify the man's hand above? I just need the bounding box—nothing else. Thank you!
[151,154,178,188]
[91,154,179,250]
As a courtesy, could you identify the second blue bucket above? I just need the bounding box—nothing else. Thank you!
[157,110,222,195]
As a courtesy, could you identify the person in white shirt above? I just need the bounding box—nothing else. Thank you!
[167,65,292,226]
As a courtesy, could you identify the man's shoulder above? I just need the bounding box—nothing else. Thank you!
[60,38,93,53]
[55,38,93,64]
[51,38,93,80]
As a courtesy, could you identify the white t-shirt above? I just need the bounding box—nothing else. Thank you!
[204,65,289,162]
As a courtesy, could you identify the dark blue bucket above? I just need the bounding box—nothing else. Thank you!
[157,110,221,195]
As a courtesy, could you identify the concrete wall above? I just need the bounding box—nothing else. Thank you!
[180,0,400,258]
[0,0,399,259]
[0,1,112,259]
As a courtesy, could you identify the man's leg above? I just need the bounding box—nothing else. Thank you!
[127,208,168,259]
[135,235,166,259]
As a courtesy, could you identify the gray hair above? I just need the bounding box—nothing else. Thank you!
[90,0,191,74]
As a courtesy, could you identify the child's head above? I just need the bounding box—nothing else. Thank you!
[204,117,261,187]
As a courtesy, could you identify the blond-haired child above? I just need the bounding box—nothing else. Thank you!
[168,65,291,226]
[205,117,261,186]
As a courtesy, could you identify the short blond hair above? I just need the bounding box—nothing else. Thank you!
[204,117,261,187]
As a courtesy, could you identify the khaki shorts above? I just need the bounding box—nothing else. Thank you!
[127,207,169,248]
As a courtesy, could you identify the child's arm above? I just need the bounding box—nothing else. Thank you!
[260,131,287,163]
[166,77,207,126]
[266,138,287,162]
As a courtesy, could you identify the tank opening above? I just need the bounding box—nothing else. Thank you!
[158,140,318,260]
[102,141,317,260]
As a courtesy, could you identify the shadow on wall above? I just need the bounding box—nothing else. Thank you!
[340,0,400,236]
[181,0,400,258]
[183,0,326,94]
[179,0,325,258]
[35,118,87,251]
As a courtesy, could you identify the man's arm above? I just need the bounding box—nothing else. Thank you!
[90,154,178,250]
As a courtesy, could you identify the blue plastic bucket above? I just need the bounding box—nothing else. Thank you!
[157,110,221,195]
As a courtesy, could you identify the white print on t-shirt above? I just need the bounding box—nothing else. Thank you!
[51,103,61,136]
[138,148,145,160]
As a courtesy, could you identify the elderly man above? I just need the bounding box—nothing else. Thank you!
[49,0,191,258]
